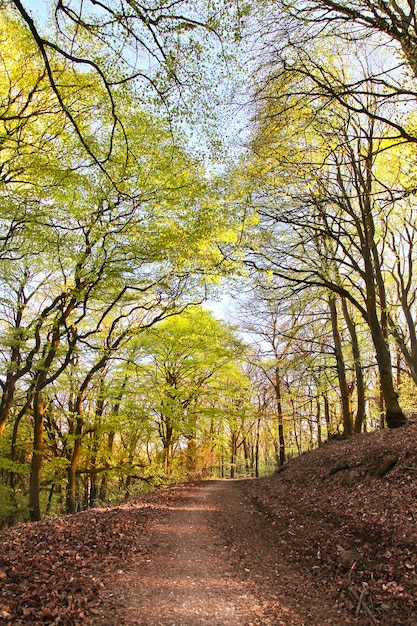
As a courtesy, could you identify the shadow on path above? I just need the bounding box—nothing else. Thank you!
[104,480,351,626]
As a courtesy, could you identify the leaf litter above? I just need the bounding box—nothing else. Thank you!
[1,425,417,624]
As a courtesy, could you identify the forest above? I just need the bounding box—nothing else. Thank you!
[1,0,417,526]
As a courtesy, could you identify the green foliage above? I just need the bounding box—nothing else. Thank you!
[0,484,28,527]
[0,7,250,520]
[127,306,253,473]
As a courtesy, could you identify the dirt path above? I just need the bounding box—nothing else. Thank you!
[100,480,352,626]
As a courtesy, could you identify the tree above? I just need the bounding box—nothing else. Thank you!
[0,23,246,521]
[285,0,417,79]
[341,297,366,433]
[253,0,417,153]
[384,204,417,388]
[244,73,414,427]
[131,307,249,474]
[9,0,243,172]
[242,307,292,465]
[0,0,260,524]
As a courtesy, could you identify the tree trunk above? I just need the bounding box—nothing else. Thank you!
[290,397,301,454]
[0,379,16,437]
[0,276,30,437]
[162,418,174,474]
[10,396,32,490]
[379,385,386,429]
[66,414,83,514]
[29,391,45,521]
[99,431,115,501]
[89,390,105,507]
[230,431,238,478]
[322,393,331,439]
[329,295,353,437]
[369,314,405,428]
[316,397,322,446]
[341,298,366,433]
[99,384,124,502]
[242,438,248,474]
[255,417,260,477]
[360,145,406,429]
[275,365,285,466]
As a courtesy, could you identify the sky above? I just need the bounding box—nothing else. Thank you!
[24,0,48,20]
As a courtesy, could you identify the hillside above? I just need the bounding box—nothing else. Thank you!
[0,425,416,625]
[246,425,417,625]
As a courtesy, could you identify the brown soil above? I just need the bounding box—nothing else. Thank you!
[1,425,417,625]
[102,479,349,625]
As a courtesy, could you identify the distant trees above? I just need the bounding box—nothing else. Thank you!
[0,302,259,522]
[130,307,248,474]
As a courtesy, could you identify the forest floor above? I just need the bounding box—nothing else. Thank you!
[1,426,417,625]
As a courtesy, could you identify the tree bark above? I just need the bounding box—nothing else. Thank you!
[316,397,322,446]
[66,415,83,514]
[329,295,353,438]
[0,381,16,437]
[341,298,366,433]
[29,391,44,521]
[255,417,261,477]
[274,365,286,466]
[323,393,331,439]
[230,431,238,478]
[0,274,29,436]
[359,141,406,428]
[162,417,174,474]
